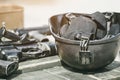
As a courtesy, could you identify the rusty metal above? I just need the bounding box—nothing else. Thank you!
[0,23,56,76]
[0,22,20,42]
[0,60,18,76]
[49,12,120,70]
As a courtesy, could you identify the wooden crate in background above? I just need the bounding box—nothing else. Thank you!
[0,4,24,29]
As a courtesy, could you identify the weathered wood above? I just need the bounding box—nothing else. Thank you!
[2,55,120,80]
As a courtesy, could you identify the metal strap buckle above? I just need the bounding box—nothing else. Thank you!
[79,37,89,51]
[79,36,94,65]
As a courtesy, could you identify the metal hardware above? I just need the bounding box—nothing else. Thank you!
[77,35,94,65]
[0,60,18,76]
[0,22,20,42]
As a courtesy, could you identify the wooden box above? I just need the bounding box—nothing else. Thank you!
[0,4,24,29]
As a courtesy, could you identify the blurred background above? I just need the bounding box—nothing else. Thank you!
[0,0,120,28]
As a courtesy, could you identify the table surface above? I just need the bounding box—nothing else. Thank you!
[0,55,119,80]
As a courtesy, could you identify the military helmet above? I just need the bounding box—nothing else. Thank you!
[49,12,120,70]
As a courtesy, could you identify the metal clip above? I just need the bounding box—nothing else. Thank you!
[79,37,94,65]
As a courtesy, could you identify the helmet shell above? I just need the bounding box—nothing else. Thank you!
[49,13,120,70]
